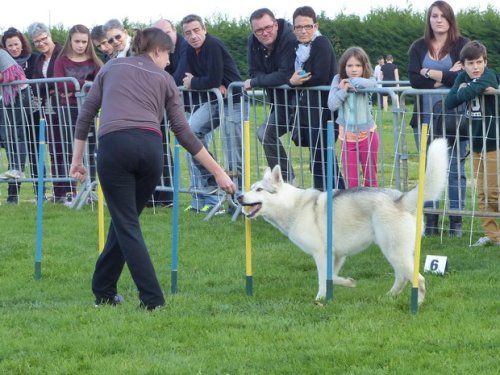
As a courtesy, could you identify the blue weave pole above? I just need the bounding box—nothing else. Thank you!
[326,120,334,302]
[170,138,180,294]
[34,119,47,280]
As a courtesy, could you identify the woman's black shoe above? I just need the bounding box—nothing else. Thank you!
[95,295,124,307]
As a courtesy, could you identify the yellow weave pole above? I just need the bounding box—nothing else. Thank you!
[411,123,428,314]
[243,120,253,296]
[95,115,105,253]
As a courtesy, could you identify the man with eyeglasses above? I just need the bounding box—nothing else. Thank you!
[244,8,297,183]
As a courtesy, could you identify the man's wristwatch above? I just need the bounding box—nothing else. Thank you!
[424,69,431,79]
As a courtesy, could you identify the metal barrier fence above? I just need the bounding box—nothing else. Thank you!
[241,82,406,191]
[0,77,89,205]
[399,88,500,221]
[1,78,499,223]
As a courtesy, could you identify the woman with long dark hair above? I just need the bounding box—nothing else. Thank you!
[408,0,469,237]
[2,27,43,201]
[54,24,103,201]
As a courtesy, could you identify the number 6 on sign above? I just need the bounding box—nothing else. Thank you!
[424,255,448,275]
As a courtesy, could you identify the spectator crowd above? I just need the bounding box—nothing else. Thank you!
[1,2,499,249]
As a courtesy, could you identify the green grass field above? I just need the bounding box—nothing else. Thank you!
[0,199,498,374]
[1,104,499,374]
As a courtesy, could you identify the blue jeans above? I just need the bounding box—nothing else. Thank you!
[0,87,29,172]
[0,88,30,201]
[414,127,468,211]
[447,139,468,210]
[186,101,242,209]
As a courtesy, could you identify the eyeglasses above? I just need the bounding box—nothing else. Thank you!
[294,24,315,31]
[33,35,49,45]
[107,33,123,44]
[253,24,274,36]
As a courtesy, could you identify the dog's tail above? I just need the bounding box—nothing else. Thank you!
[402,138,449,211]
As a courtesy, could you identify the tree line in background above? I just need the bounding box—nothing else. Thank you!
[47,6,500,81]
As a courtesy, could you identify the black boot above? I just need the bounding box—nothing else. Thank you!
[7,182,20,204]
[449,216,463,237]
[424,214,439,236]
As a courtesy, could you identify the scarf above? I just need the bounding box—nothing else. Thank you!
[116,36,132,58]
[0,49,27,105]
[14,54,31,69]
[294,30,322,71]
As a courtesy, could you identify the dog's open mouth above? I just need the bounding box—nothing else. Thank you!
[241,202,262,218]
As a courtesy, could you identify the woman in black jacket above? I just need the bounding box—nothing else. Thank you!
[2,27,39,79]
[408,0,469,237]
[288,5,344,190]
[1,27,40,202]
[27,22,66,203]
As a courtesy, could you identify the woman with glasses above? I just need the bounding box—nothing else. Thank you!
[27,23,63,82]
[27,22,66,203]
[288,6,344,191]
[102,19,131,58]
[70,27,235,310]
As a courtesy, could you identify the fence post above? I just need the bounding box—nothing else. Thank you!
[34,118,47,280]
[326,120,334,302]
[411,123,428,314]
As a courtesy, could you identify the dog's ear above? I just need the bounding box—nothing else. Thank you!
[271,165,283,184]
[263,167,272,179]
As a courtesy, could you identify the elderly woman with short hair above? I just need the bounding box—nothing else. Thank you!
[102,19,131,58]
[27,22,71,203]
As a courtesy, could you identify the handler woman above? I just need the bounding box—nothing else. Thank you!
[70,28,235,310]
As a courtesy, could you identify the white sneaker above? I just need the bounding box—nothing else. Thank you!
[472,236,495,247]
[201,204,225,216]
[63,193,75,208]
[4,170,24,179]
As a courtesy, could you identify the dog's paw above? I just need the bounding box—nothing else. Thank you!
[315,292,326,301]
[335,277,357,287]
[346,278,357,288]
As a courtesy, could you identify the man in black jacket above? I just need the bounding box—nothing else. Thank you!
[244,8,296,182]
[181,14,243,214]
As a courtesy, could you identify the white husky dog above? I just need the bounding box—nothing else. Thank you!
[238,138,448,305]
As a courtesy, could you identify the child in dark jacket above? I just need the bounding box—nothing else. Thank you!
[445,40,500,246]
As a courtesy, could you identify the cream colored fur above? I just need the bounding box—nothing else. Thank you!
[238,138,449,305]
